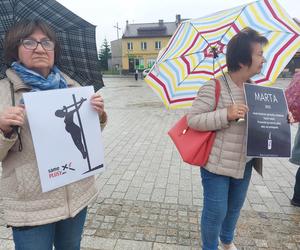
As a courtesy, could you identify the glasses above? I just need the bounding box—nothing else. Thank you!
[21,39,55,51]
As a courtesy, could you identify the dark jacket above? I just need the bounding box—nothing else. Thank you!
[290,125,300,165]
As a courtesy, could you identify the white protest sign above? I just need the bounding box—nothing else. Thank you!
[23,86,105,192]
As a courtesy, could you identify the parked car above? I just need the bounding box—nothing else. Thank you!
[143,68,151,78]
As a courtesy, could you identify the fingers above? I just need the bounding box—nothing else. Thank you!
[288,111,295,123]
[227,104,249,121]
[90,93,105,114]
[0,106,25,133]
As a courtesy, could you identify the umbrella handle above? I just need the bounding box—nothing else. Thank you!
[236,118,245,123]
[216,54,245,123]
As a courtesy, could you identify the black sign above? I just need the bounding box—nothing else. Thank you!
[244,84,291,157]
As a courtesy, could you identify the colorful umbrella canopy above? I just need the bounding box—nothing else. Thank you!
[145,0,300,109]
[0,0,103,90]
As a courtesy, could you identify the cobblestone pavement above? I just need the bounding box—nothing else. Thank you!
[1,77,300,249]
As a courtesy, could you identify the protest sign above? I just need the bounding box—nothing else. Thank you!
[244,84,291,157]
[23,86,105,192]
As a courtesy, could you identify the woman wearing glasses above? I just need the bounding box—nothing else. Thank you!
[0,20,107,249]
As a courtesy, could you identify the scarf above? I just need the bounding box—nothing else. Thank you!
[11,62,68,91]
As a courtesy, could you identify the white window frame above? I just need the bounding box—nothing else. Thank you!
[127,42,133,50]
[141,42,147,50]
[155,41,161,50]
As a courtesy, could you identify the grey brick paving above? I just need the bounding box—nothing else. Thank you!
[1,77,300,249]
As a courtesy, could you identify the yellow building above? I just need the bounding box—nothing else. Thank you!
[119,15,182,73]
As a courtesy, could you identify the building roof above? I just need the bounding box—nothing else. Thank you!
[122,21,178,38]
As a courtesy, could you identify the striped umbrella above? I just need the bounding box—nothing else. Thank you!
[145,0,300,109]
[0,0,103,91]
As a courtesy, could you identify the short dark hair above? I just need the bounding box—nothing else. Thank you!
[4,19,60,65]
[226,27,268,72]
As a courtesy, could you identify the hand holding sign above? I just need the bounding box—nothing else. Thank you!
[227,103,249,121]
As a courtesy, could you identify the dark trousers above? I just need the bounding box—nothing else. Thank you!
[292,167,300,202]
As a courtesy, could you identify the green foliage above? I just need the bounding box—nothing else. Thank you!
[98,39,111,71]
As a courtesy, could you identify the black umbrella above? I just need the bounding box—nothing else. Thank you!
[0,0,104,91]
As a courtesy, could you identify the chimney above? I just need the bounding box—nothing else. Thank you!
[176,14,181,25]
[158,19,164,25]
[126,20,129,27]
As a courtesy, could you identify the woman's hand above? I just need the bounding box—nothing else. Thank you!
[0,105,25,135]
[288,111,295,123]
[227,104,249,121]
[90,93,107,122]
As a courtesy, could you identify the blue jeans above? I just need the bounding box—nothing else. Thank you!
[200,161,253,250]
[12,207,87,250]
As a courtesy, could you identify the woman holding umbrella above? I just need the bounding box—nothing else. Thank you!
[0,20,107,249]
[187,28,268,250]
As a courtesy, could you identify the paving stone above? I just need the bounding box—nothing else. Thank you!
[111,191,126,199]
[0,240,14,250]
[81,236,117,249]
[0,226,12,239]
[255,185,273,198]
[114,239,153,250]
[125,187,140,200]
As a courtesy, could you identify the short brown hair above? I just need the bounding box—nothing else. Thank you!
[4,19,60,65]
[226,27,268,72]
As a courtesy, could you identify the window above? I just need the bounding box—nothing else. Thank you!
[127,42,133,50]
[147,59,156,68]
[135,58,144,70]
[141,42,147,50]
[139,58,144,69]
[155,41,161,50]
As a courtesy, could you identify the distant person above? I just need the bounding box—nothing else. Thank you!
[290,124,300,207]
[135,69,138,81]
[289,60,296,75]
[288,72,300,207]
[285,72,300,207]
[0,20,107,250]
[187,28,268,250]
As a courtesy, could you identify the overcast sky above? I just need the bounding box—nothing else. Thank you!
[56,0,299,49]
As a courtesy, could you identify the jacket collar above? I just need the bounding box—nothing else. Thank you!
[225,72,254,88]
[5,68,75,92]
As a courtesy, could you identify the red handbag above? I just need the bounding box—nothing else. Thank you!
[168,79,221,166]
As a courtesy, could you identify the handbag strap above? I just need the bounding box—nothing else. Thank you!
[9,80,23,152]
[182,79,221,135]
[213,79,221,111]
[9,80,16,106]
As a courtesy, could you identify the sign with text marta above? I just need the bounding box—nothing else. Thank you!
[244,84,291,157]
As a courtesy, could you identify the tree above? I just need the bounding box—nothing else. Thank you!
[98,39,111,71]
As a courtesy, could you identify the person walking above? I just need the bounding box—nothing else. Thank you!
[135,69,138,81]
[285,71,300,207]
[0,20,107,250]
[290,125,300,207]
[187,27,268,250]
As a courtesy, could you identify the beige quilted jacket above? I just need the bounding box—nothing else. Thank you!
[0,69,107,227]
[187,73,262,179]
